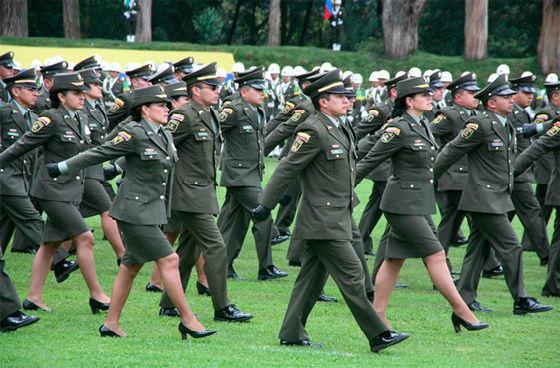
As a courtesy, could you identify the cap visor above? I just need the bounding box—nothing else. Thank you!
[519,86,536,93]
[496,87,516,96]
[326,85,349,95]
[463,85,481,91]
[203,79,220,86]
[431,82,445,89]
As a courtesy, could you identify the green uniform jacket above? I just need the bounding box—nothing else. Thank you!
[515,121,560,206]
[0,81,8,103]
[434,111,516,214]
[218,97,266,187]
[356,112,438,215]
[429,104,473,191]
[167,100,222,215]
[81,100,109,180]
[0,107,90,202]
[532,106,560,184]
[0,101,38,196]
[265,94,305,136]
[31,87,51,115]
[106,91,133,131]
[64,119,176,225]
[262,112,357,241]
[354,101,392,141]
[264,97,314,156]
[508,104,535,183]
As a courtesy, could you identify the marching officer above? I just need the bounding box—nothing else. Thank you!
[32,60,69,114]
[252,69,409,352]
[433,75,553,315]
[217,66,288,280]
[173,56,195,80]
[0,51,17,103]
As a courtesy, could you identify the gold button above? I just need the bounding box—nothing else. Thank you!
[135,196,139,200]
[76,176,80,180]
[326,202,331,206]
[160,195,165,199]
[429,168,433,172]
[164,169,168,173]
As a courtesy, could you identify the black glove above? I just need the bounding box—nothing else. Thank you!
[46,163,61,178]
[103,164,120,181]
[278,194,291,206]
[522,123,537,138]
[251,204,271,221]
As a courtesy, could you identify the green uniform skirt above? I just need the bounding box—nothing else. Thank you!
[79,178,112,218]
[383,212,442,259]
[40,200,91,242]
[117,220,174,266]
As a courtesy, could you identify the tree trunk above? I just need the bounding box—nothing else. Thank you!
[464,0,488,61]
[227,0,242,45]
[62,0,81,39]
[537,0,560,74]
[135,0,152,43]
[1,0,28,37]
[267,0,281,46]
[381,0,426,58]
[298,0,313,45]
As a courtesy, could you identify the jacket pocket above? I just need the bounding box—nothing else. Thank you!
[312,198,348,207]
[124,193,149,203]
[400,180,424,189]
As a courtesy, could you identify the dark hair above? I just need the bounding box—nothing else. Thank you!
[390,98,407,118]
[311,92,331,110]
[482,96,495,109]
[187,82,203,99]
[130,105,143,122]
[50,90,69,109]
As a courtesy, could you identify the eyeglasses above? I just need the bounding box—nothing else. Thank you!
[199,84,219,91]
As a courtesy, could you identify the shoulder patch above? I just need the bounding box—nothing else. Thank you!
[282,101,295,114]
[461,123,479,139]
[431,114,446,125]
[219,108,233,122]
[546,124,560,137]
[385,127,400,135]
[31,116,52,132]
[167,113,185,133]
[380,127,400,143]
[171,113,184,121]
[289,109,306,123]
[534,113,549,123]
[111,131,132,145]
[369,109,379,117]
[290,132,310,152]
[109,98,125,113]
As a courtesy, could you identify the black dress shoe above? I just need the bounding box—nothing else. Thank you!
[145,282,163,293]
[258,265,288,281]
[117,258,122,267]
[467,300,492,312]
[53,259,79,283]
[227,267,246,281]
[214,304,253,322]
[539,257,549,266]
[178,322,217,340]
[513,296,554,315]
[0,311,39,332]
[89,298,110,314]
[99,325,122,338]
[482,266,504,278]
[542,289,560,297]
[451,313,489,333]
[369,330,410,353]
[196,281,211,296]
[22,299,49,312]
[11,248,36,254]
[452,235,469,246]
[270,234,290,245]
[159,307,180,317]
[280,339,324,348]
[317,294,338,303]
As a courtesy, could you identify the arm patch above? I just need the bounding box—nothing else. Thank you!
[31,116,52,132]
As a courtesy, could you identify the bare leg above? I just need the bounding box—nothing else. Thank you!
[104,263,144,337]
[61,239,72,253]
[424,250,479,323]
[101,212,125,259]
[373,258,405,328]
[148,232,179,288]
[26,241,61,310]
[195,255,208,288]
[74,231,109,303]
[156,253,205,332]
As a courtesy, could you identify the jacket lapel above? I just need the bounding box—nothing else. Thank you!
[191,101,216,135]
[242,102,260,130]
[9,102,30,132]
[140,119,168,153]
[61,109,84,139]
[405,112,434,144]
[487,111,509,144]
[319,112,349,149]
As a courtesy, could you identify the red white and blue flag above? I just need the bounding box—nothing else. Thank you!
[324,0,333,20]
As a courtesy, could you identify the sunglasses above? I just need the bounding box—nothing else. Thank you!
[199,84,219,91]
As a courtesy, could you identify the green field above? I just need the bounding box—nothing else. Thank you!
[0,157,558,368]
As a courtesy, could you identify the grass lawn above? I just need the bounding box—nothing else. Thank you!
[0,157,558,368]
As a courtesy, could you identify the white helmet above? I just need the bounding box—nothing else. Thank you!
[395,70,406,78]
[293,65,306,76]
[334,0,342,4]
[30,59,42,70]
[268,63,280,74]
[368,71,379,82]
[342,70,353,80]
[545,73,559,83]
[109,62,122,72]
[487,73,499,83]
[216,68,227,78]
[377,69,390,80]
[320,62,334,73]
[232,62,245,73]
[408,67,422,78]
[441,71,453,83]
[353,73,363,84]
[423,69,432,78]
[520,71,534,78]
[144,61,156,71]
[496,64,510,75]
[281,65,294,77]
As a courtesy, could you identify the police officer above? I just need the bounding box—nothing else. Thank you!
[173,56,195,81]
[0,72,111,313]
[356,77,487,333]
[434,75,553,315]
[253,70,408,352]
[32,61,69,114]
[157,63,253,322]
[48,85,215,340]
[217,66,288,280]
[73,56,101,74]
[0,51,17,103]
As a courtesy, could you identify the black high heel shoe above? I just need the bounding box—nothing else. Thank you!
[451,313,489,333]
[90,298,110,314]
[99,325,121,338]
[196,281,211,296]
[178,322,217,340]
[22,299,50,312]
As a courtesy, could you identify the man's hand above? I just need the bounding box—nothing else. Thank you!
[103,164,121,181]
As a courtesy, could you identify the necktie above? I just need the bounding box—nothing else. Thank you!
[24,111,32,128]
[470,111,476,117]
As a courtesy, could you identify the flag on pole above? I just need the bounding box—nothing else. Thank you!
[324,0,333,20]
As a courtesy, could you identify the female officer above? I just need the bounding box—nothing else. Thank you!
[48,85,216,339]
[356,77,488,333]
[0,72,111,313]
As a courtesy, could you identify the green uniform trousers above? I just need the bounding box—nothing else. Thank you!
[160,211,229,311]
[0,246,21,320]
[543,207,560,295]
[278,238,387,342]
[358,181,386,255]
[273,179,301,235]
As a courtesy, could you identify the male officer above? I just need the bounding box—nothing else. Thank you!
[173,56,195,80]
[434,75,553,315]
[32,60,69,114]
[217,67,288,281]
[0,51,17,102]
[73,56,101,74]
[252,69,408,352]
[157,63,253,321]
